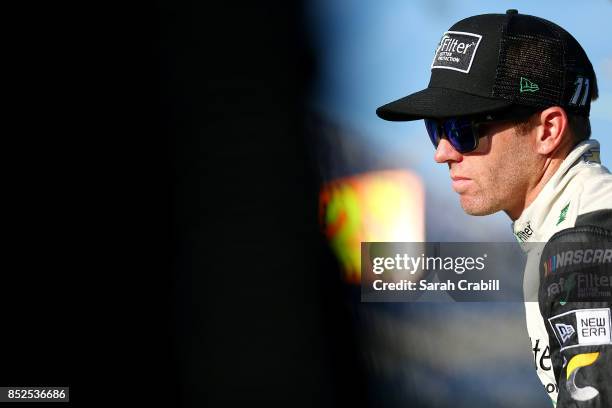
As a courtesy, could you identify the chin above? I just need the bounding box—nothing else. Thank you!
[459,197,499,216]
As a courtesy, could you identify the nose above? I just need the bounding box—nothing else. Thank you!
[434,137,463,164]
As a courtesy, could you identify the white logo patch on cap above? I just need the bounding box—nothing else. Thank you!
[431,31,482,73]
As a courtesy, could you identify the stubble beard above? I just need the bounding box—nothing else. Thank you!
[458,186,503,216]
[458,155,527,217]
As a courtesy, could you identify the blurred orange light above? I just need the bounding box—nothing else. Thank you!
[319,170,425,284]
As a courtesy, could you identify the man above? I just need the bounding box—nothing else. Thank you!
[376,9,612,407]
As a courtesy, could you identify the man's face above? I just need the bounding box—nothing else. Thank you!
[433,120,537,219]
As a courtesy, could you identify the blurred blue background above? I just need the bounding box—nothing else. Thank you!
[306,1,611,407]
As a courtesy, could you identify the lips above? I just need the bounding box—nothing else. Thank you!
[450,175,472,192]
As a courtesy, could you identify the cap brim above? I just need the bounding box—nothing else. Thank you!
[376,87,514,121]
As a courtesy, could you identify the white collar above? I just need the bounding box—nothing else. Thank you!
[511,139,601,247]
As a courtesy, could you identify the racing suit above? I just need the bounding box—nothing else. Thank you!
[512,139,612,407]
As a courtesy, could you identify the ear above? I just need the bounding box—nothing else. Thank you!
[534,106,568,155]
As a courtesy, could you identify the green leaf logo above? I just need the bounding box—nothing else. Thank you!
[556,202,570,226]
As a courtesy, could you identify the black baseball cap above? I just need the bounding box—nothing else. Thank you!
[376,9,598,121]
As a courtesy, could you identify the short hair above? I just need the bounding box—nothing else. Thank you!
[567,114,592,144]
[514,72,598,146]
[514,112,592,146]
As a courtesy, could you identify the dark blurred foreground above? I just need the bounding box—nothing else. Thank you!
[160,1,368,407]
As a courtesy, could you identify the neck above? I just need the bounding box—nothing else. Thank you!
[506,151,569,221]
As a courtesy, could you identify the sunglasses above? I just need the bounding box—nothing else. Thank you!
[424,108,539,153]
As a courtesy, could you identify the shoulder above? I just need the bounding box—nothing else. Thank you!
[555,161,612,233]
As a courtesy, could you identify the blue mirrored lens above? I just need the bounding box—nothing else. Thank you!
[424,119,440,148]
[442,118,476,153]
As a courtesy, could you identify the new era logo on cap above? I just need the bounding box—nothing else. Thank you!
[520,77,539,93]
[431,31,482,73]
